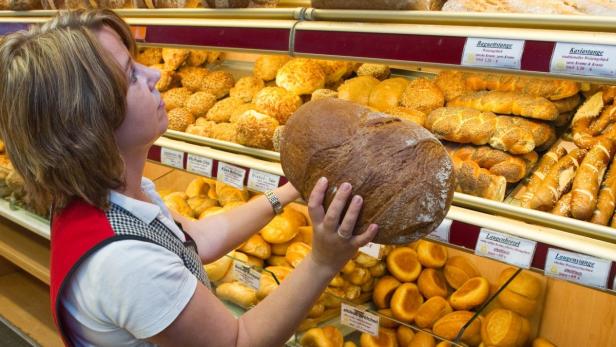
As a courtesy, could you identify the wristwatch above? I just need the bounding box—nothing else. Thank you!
[265,190,283,214]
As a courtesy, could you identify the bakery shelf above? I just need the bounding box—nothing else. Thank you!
[0,199,50,241]
[0,8,304,19]
[0,217,50,285]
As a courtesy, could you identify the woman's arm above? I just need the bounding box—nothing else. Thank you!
[149,178,378,347]
[174,183,300,263]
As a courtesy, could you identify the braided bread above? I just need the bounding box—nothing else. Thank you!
[448,91,559,121]
[462,72,580,100]
[507,116,556,151]
[452,157,507,201]
[451,145,531,183]
[553,94,582,113]
[591,157,616,225]
[489,116,536,154]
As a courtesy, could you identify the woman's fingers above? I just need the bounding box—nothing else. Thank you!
[323,182,353,231]
[308,177,328,224]
[337,195,363,239]
[351,224,378,248]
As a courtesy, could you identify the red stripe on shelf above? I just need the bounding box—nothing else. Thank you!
[0,23,30,35]
[294,30,466,65]
[531,242,550,270]
[148,145,162,162]
[145,26,290,51]
[211,160,219,178]
[609,263,616,290]
[449,221,481,250]
[521,40,555,72]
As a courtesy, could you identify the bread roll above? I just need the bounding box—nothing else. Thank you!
[443,256,480,289]
[417,268,448,299]
[384,106,427,127]
[285,242,311,267]
[311,89,338,101]
[260,207,305,243]
[201,71,235,99]
[377,308,400,329]
[230,76,265,103]
[462,72,580,100]
[355,253,380,268]
[408,331,436,347]
[345,267,372,286]
[396,325,415,347]
[276,59,326,95]
[369,77,410,111]
[254,86,303,124]
[215,182,250,206]
[163,87,191,111]
[281,99,454,244]
[401,78,445,114]
[448,91,559,121]
[207,97,245,123]
[254,55,291,81]
[356,63,391,80]
[369,262,387,277]
[415,296,453,329]
[386,247,422,282]
[451,157,507,201]
[481,309,529,347]
[137,48,162,66]
[238,234,271,259]
[266,255,291,267]
[359,328,398,347]
[449,276,490,310]
[187,196,218,216]
[533,337,557,347]
[373,276,401,309]
[316,59,354,85]
[300,327,332,347]
[390,283,424,323]
[435,70,469,101]
[204,252,234,281]
[497,268,541,317]
[433,311,482,346]
[216,282,258,307]
[163,192,193,218]
[338,76,381,105]
[162,48,189,70]
[416,240,447,268]
[235,110,279,150]
[185,91,217,118]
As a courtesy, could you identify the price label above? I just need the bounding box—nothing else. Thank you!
[359,242,382,260]
[186,154,213,177]
[462,38,525,70]
[544,248,611,289]
[217,162,246,189]
[340,303,379,336]
[550,42,616,78]
[233,261,261,290]
[160,147,184,169]
[247,169,281,192]
[427,218,452,243]
[475,229,537,269]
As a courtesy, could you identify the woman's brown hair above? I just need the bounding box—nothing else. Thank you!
[0,9,136,212]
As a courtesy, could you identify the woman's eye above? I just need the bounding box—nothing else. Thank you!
[130,69,138,83]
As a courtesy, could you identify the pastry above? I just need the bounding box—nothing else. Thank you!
[451,157,507,201]
[203,252,234,281]
[345,267,372,286]
[136,48,162,66]
[435,70,469,101]
[235,110,279,150]
[408,331,436,347]
[260,207,305,243]
[316,59,354,86]
[591,157,616,225]
[162,48,189,71]
[229,103,258,123]
[449,276,490,310]
[359,328,398,347]
[518,142,567,206]
[416,240,447,268]
[369,77,410,111]
[179,66,209,92]
[571,139,614,220]
[186,49,209,67]
[451,145,532,183]
[216,282,258,307]
[415,296,453,329]
[354,253,380,268]
[377,309,400,329]
[285,241,311,267]
[400,78,445,114]
[238,234,271,259]
[497,268,542,317]
[201,71,235,99]
[481,308,530,347]
[230,76,265,103]
[449,91,559,121]
[276,58,326,95]
[254,86,303,124]
[185,91,217,118]
[209,122,238,142]
[206,97,245,123]
[215,182,250,206]
[462,72,580,100]
[396,325,415,347]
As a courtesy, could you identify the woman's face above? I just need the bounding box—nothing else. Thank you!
[96,26,168,153]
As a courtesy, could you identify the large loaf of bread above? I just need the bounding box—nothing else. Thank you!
[311,0,445,10]
[280,98,454,244]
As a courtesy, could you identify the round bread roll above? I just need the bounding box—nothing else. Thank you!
[415,296,453,329]
[229,103,258,123]
[400,78,445,114]
[384,106,427,127]
[266,255,291,267]
[481,309,530,347]
[207,97,245,123]
[254,86,303,124]
[373,275,401,309]
[315,59,353,85]
[285,241,311,267]
[408,331,436,347]
[390,283,424,323]
[185,177,211,198]
[254,55,291,81]
[396,325,415,347]
[179,67,209,92]
[198,206,224,220]
[257,265,292,299]
[186,91,217,118]
[338,76,380,105]
[238,234,271,259]
[300,327,330,347]
[280,99,454,244]
[417,268,448,299]
[244,255,264,268]
[230,76,265,103]
[187,196,218,216]
[162,48,189,71]
[345,267,372,286]
[137,48,162,66]
[163,87,191,111]
[201,70,235,99]
[533,337,557,347]
[235,110,279,150]
[360,328,398,347]
[355,253,379,268]
[433,311,482,346]
[386,247,422,282]
[187,49,209,66]
[167,107,194,131]
[276,58,326,95]
[356,63,391,80]
[449,277,490,310]
[497,268,541,317]
[416,240,448,268]
[260,207,305,243]
[322,326,343,346]
[215,182,250,206]
[311,88,338,101]
[369,77,410,111]
[443,256,480,289]
[210,122,238,142]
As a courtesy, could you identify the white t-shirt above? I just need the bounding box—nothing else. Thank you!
[60,178,198,347]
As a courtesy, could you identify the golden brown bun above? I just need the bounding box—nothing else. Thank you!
[449,276,490,310]
[276,59,326,95]
[167,107,194,131]
[300,327,331,347]
[137,48,162,66]
[533,337,557,347]
[386,247,422,282]
[201,70,235,99]
[409,331,436,347]
[311,88,339,101]
[369,262,387,277]
[163,192,193,218]
[322,326,343,346]
[186,49,209,66]
[415,296,453,329]
[257,265,292,299]
[396,325,415,347]
[216,282,258,308]
[316,59,354,85]
[186,91,217,118]
[271,241,291,256]
[338,76,380,105]
[187,196,218,216]
[238,234,271,259]
[401,78,445,114]
[481,309,529,347]
[377,309,400,329]
[433,311,482,346]
[296,226,314,245]
[230,76,265,103]
[235,110,279,150]
[179,66,209,92]
[206,97,245,123]
[443,256,480,289]
[229,103,258,123]
[345,267,372,286]
[162,48,189,70]
[360,328,398,347]
[341,259,357,275]
[260,207,305,243]
[285,241,311,267]
[245,254,264,268]
[254,86,303,124]
[215,182,250,206]
[369,77,410,111]
[416,240,448,268]
[390,283,424,323]
[203,252,233,281]
[344,342,358,347]
[496,268,541,317]
[254,55,291,81]
[185,177,211,198]
[435,70,469,101]
[384,106,427,127]
[373,276,401,309]
[163,87,191,111]
[356,63,391,80]
[417,268,448,299]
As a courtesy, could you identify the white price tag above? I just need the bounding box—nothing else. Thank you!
[233,261,261,290]
[217,162,246,189]
[186,154,213,177]
[160,147,184,169]
[427,218,452,243]
[340,303,379,337]
[462,38,525,70]
[475,229,537,269]
[544,248,611,289]
[247,169,281,192]
[359,242,382,260]
[550,42,616,78]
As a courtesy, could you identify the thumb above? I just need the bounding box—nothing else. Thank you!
[350,224,378,248]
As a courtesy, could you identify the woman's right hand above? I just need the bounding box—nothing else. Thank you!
[307,177,378,275]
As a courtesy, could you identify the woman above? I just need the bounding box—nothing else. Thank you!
[0,9,378,347]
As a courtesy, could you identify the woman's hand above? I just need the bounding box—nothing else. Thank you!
[307,177,378,275]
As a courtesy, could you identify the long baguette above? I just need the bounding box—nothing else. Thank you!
[464,73,580,100]
[591,158,616,225]
[449,91,559,121]
[518,143,567,206]
[552,192,573,217]
[529,148,587,211]
[571,140,614,220]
